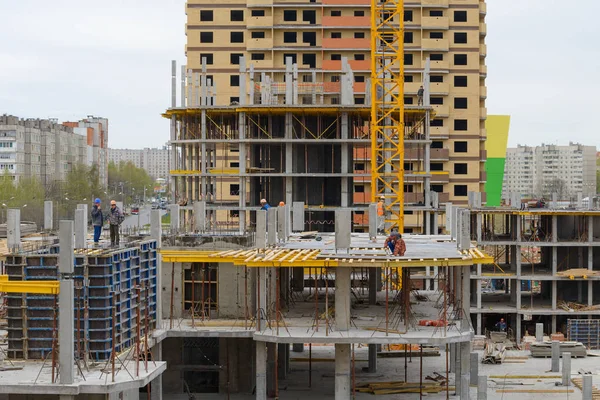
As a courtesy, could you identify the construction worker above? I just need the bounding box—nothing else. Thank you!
[377,196,385,234]
[278,201,285,207]
[495,318,507,332]
[417,85,424,105]
[260,199,270,210]
[384,232,406,256]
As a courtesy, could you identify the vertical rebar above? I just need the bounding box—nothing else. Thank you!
[445,343,449,399]
[257,269,261,332]
[191,270,195,326]
[315,267,319,332]
[325,268,329,336]
[352,343,356,399]
[244,266,248,329]
[112,292,116,382]
[201,264,205,321]
[276,267,280,336]
[51,294,58,383]
[309,343,312,387]
[144,284,149,373]
[385,266,389,336]
[169,262,175,329]
[136,286,141,377]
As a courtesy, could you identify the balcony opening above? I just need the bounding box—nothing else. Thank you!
[303,10,316,24]
[284,32,298,43]
[430,10,443,17]
[431,141,443,149]
[431,75,444,83]
[430,32,444,39]
[284,10,297,21]
[303,32,316,46]
[302,53,316,68]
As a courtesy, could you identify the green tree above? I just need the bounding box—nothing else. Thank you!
[108,161,154,205]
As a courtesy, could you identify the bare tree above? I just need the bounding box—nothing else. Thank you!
[543,177,568,200]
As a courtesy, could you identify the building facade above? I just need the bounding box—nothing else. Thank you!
[0,115,108,186]
[181,0,488,232]
[108,146,170,180]
[503,143,597,200]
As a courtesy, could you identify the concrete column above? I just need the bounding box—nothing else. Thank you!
[335,209,351,252]
[583,375,593,400]
[562,352,571,386]
[470,352,479,385]
[169,204,180,233]
[369,268,378,305]
[516,315,522,345]
[551,340,560,372]
[150,342,163,400]
[459,342,471,399]
[340,113,349,208]
[193,201,206,233]
[256,342,267,400]
[278,343,288,380]
[277,204,290,242]
[74,208,86,249]
[368,344,377,373]
[292,202,304,232]
[335,268,351,331]
[7,209,20,253]
[454,343,461,394]
[552,215,558,243]
[59,220,75,384]
[256,211,266,249]
[477,375,487,400]
[552,315,557,334]
[535,323,544,342]
[267,207,277,246]
[44,200,53,231]
[335,344,351,400]
[368,203,377,240]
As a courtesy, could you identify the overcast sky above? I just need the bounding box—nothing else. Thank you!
[0,0,598,149]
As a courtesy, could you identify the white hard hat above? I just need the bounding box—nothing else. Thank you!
[380,196,385,200]
[260,199,267,204]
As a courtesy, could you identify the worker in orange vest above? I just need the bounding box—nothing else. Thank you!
[377,196,385,234]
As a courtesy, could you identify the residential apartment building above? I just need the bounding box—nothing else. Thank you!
[503,143,597,199]
[179,0,487,232]
[0,114,108,186]
[109,146,170,180]
[63,116,109,187]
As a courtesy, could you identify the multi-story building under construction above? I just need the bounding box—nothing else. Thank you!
[169,0,488,233]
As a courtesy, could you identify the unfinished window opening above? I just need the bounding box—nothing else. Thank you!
[331,10,341,17]
[431,97,444,105]
[404,184,414,193]
[230,53,243,65]
[431,141,443,149]
[303,32,317,46]
[404,97,414,105]
[454,141,468,153]
[354,54,365,61]
[354,32,365,39]
[200,32,214,43]
[251,10,265,17]
[230,75,240,87]
[431,163,444,171]
[355,184,365,193]
[454,119,468,131]
[355,97,365,104]
[229,96,239,104]
[252,31,266,39]
[230,10,244,21]
[454,97,468,109]
[404,10,413,21]
[454,185,468,196]
[354,75,365,82]
[454,54,467,65]
[430,53,444,61]
[229,184,240,195]
[230,32,244,43]
[284,10,297,21]
[331,54,342,61]
[284,32,297,43]
[200,53,214,65]
[431,75,444,83]
[331,76,340,82]
[354,10,364,16]
[431,119,444,127]
[404,53,413,65]
[430,32,444,39]
[454,32,467,44]
[404,74,414,82]
[331,97,340,104]
[251,53,265,61]
[430,10,443,17]
[230,162,240,168]
[230,210,239,218]
[355,163,365,171]
[404,31,413,44]
[303,10,316,24]
[454,75,468,87]
[404,162,413,171]
[431,184,443,192]
[331,32,342,39]
[302,53,316,68]
[200,10,213,21]
[454,10,467,22]
[184,264,218,314]
[454,163,468,174]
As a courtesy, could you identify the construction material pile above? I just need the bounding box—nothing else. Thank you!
[558,300,600,312]
[356,381,452,395]
[482,341,506,364]
[530,341,587,358]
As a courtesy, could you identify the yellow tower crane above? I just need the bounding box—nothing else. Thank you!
[370,0,405,234]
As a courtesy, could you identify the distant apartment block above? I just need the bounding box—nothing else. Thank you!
[0,114,108,187]
[503,143,597,199]
[108,146,170,180]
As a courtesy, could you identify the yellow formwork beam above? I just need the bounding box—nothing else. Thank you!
[0,275,60,295]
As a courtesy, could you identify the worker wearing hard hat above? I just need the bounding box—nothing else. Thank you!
[260,199,270,211]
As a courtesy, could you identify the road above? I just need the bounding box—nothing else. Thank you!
[122,206,166,230]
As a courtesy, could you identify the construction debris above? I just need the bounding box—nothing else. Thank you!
[556,268,600,278]
[571,377,600,399]
[558,300,600,312]
[530,341,587,358]
[482,341,506,364]
[496,389,574,394]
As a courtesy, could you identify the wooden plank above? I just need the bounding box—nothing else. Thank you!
[496,390,574,394]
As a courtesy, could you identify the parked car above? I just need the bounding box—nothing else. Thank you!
[131,206,139,215]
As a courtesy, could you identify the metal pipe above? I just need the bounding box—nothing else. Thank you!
[191,270,195,326]
[325,267,329,336]
[201,264,205,321]
[385,266,389,336]
[419,345,423,399]
[315,267,319,332]
[244,266,248,329]
[257,269,261,332]
[276,267,280,336]
[309,343,312,387]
